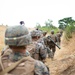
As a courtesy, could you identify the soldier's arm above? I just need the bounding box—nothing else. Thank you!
[39,44,47,60]
[34,60,50,75]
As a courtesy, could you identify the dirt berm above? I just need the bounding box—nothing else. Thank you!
[46,33,75,75]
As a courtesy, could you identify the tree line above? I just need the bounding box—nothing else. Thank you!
[36,17,75,40]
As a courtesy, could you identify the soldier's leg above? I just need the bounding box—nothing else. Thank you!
[52,46,56,58]
[47,46,54,60]
[57,42,60,46]
[47,47,53,58]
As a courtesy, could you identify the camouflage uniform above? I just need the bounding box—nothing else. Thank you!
[1,46,30,57]
[37,32,52,59]
[59,29,63,37]
[46,30,57,58]
[42,31,47,37]
[29,30,47,61]
[0,25,50,75]
[56,31,61,46]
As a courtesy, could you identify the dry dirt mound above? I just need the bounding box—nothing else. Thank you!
[0,25,7,51]
[46,33,75,75]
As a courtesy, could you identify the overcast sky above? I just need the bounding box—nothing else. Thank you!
[0,0,75,28]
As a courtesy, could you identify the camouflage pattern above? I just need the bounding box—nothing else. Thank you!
[43,31,47,36]
[41,37,53,58]
[0,50,50,75]
[30,30,42,37]
[1,47,30,58]
[56,32,61,46]
[30,30,47,61]
[0,25,50,75]
[59,29,63,36]
[50,30,54,34]
[5,26,32,46]
[46,33,58,58]
[33,30,53,59]
[27,40,47,61]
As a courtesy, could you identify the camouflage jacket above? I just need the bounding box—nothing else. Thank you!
[46,34,58,47]
[56,33,61,42]
[27,40,47,61]
[0,51,50,75]
[37,37,51,54]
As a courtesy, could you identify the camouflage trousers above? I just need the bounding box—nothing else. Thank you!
[48,45,56,58]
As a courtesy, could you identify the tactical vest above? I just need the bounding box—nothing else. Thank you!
[47,34,57,47]
[27,41,40,60]
[50,34,57,42]
[0,55,35,75]
[27,41,47,61]
[56,33,61,42]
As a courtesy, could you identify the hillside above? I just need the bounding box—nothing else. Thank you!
[0,25,7,51]
[46,32,75,75]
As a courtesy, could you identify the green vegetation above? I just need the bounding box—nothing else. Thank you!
[58,17,75,30]
[58,17,75,40]
[36,19,59,34]
[65,24,75,40]
[35,17,75,39]
[39,26,58,34]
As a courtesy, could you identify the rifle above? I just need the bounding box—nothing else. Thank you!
[47,36,61,49]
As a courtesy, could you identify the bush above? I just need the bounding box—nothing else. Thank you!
[39,26,58,34]
[65,25,75,40]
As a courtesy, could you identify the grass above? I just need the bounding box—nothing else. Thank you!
[64,25,75,41]
[39,26,59,34]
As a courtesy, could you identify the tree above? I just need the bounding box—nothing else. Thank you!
[35,23,41,28]
[45,19,57,29]
[45,19,53,27]
[58,17,75,30]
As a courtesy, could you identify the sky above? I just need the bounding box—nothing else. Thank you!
[0,0,75,28]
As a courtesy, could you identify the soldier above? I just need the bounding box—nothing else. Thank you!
[59,29,63,37]
[28,30,47,62]
[0,25,50,75]
[47,30,58,59]
[56,31,61,46]
[41,31,53,59]
[43,31,47,37]
[1,46,30,57]
[36,28,39,30]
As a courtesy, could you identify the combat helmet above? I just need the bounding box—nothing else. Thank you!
[43,31,47,36]
[5,25,32,46]
[57,31,59,33]
[60,29,63,33]
[51,30,54,34]
[30,30,41,37]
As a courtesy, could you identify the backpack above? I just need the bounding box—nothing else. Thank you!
[0,55,35,75]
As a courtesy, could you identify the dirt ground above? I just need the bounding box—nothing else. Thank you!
[0,26,75,75]
[45,33,75,75]
[0,26,6,51]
